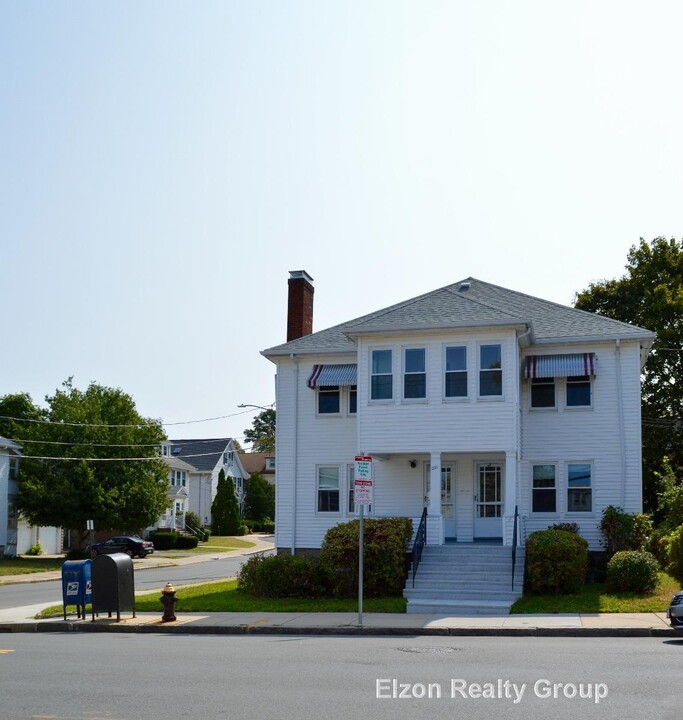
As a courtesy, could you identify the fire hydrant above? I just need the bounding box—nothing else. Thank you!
[160,582,177,622]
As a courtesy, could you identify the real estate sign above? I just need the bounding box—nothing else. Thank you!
[354,455,373,505]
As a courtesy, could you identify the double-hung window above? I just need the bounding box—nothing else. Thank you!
[567,376,591,407]
[445,346,467,398]
[531,377,555,408]
[532,464,556,512]
[349,386,357,414]
[371,350,393,400]
[317,466,340,513]
[318,386,341,414]
[479,344,502,396]
[567,463,592,512]
[403,348,426,399]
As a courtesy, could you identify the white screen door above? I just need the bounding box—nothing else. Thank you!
[474,463,503,538]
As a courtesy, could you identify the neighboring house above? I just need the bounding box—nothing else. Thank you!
[239,452,276,486]
[158,438,248,529]
[0,436,62,555]
[263,271,655,555]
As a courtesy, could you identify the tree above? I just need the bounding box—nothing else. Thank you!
[243,408,275,452]
[0,380,170,541]
[574,237,683,513]
[244,471,275,521]
[211,468,242,535]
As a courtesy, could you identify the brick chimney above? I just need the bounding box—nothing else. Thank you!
[287,270,314,341]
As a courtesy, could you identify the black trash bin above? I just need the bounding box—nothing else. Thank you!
[91,552,136,621]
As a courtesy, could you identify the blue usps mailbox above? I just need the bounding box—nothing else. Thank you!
[61,559,92,620]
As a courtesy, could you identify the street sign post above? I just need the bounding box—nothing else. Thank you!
[354,455,373,626]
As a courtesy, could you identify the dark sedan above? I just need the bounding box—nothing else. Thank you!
[89,535,154,559]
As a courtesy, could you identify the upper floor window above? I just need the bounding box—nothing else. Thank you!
[567,375,591,407]
[403,348,426,399]
[531,377,555,408]
[266,457,276,470]
[170,470,187,487]
[318,386,341,414]
[532,464,556,512]
[371,350,393,400]
[349,386,357,414]
[445,346,467,397]
[223,451,234,464]
[317,466,340,513]
[8,457,19,480]
[479,344,502,396]
[567,463,592,512]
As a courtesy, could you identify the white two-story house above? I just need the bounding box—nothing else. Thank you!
[263,272,654,559]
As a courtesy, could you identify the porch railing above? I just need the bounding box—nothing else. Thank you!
[511,505,519,591]
[412,507,428,587]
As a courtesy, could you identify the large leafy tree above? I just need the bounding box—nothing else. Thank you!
[0,380,170,538]
[244,471,275,521]
[211,468,242,535]
[574,237,683,513]
[243,408,275,453]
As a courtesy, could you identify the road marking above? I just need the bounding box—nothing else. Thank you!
[0,649,15,654]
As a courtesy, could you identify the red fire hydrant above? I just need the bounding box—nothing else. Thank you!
[160,583,177,622]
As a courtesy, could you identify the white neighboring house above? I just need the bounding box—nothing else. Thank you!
[263,272,655,554]
[157,438,248,529]
[0,436,62,556]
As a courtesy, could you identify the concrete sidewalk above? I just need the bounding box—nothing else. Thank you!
[0,608,678,637]
[0,535,274,586]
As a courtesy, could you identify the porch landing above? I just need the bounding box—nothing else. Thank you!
[404,543,524,615]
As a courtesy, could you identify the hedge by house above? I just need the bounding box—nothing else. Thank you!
[525,529,589,595]
[319,517,413,598]
[149,531,199,550]
[238,553,329,598]
[606,550,660,593]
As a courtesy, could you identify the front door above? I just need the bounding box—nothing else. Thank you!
[474,463,503,539]
[423,463,456,539]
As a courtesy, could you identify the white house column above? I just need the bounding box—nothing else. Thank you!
[427,452,444,545]
[504,451,518,547]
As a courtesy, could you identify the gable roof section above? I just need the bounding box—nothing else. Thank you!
[262,277,654,357]
[168,438,232,472]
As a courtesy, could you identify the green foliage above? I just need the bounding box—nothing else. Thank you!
[149,531,198,550]
[647,527,674,566]
[243,409,275,453]
[599,505,652,555]
[238,553,329,598]
[666,525,683,584]
[1,381,170,539]
[244,472,275,521]
[574,237,683,513]
[65,548,90,560]
[185,511,202,531]
[246,518,275,533]
[319,517,413,598]
[211,469,242,536]
[526,529,589,595]
[606,550,660,593]
[25,544,42,556]
[655,458,683,531]
[548,522,580,533]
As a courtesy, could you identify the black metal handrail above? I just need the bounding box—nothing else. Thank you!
[412,507,428,587]
[511,505,519,591]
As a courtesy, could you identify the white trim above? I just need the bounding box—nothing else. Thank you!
[442,343,469,401]
[477,341,504,400]
[368,346,394,403]
[530,461,559,515]
[315,464,342,516]
[401,345,428,402]
[565,461,594,515]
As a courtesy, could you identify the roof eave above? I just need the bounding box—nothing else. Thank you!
[533,332,656,346]
[343,319,531,339]
[261,346,358,359]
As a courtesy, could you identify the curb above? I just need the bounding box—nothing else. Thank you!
[0,621,679,638]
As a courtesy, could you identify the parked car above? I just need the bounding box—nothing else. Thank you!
[89,535,154,559]
[667,590,683,630]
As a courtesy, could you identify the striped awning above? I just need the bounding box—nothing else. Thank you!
[524,353,596,379]
[307,364,358,388]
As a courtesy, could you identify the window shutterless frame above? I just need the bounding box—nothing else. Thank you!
[531,463,557,513]
[566,375,592,408]
[478,343,503,397]
[444,345,467,399]
[317,465,341,514]
[370,348,393,401]
[530,377,556,409]
[566,462,592,513]
[317,385,341,415]
[403,347,427,400]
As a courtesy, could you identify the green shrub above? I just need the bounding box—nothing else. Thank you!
[525,529,588,595]
[185,511,202,532]
[606,550,660,593]
[150,531,178,550]
[175,534,199,550]
[65,548,90,560]
[202,527,211,540]
[25,544,42,556]
[262,520,275,534]
[319,517,413,598]
[647,527,674,566]
[548,522,580,533]
[211,470,242,535]
[600,505,652,555]
[238,553,329,598]
[666,525,683,584]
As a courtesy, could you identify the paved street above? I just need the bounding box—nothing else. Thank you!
[0,634,680,720]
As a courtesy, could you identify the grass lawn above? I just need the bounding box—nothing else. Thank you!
[38,578,407,617]
[0,558,64,576]
[511,572,681,614]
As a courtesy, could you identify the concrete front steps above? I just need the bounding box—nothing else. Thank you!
[404,543,525,615]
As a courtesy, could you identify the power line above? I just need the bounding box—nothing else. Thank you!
[16,450,242,462]
[7,435,250,448]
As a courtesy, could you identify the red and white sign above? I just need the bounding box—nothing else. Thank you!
[354,455,373,505]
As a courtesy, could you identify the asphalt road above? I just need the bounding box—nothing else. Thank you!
[0,551,273,610]
[0,634,681,720]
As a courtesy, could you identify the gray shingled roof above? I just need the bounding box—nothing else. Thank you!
[262,277,654,357]
[168,438,232,472]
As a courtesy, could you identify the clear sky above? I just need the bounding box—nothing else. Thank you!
[2,1,682,443]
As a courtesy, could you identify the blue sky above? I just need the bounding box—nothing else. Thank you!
[2,1,682,442]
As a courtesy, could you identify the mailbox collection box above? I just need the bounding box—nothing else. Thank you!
[91,552,136,621]
[61,559,92,620]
